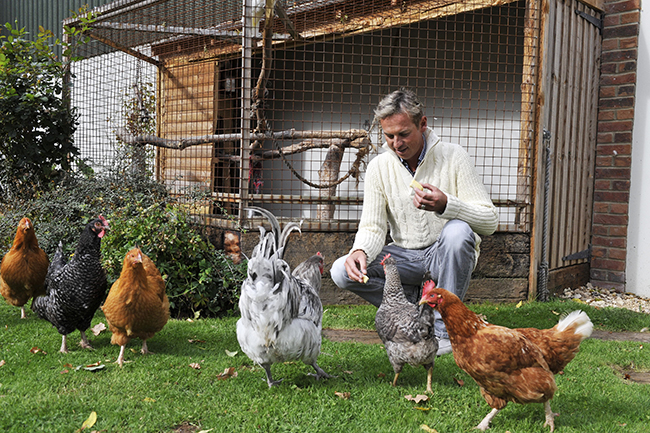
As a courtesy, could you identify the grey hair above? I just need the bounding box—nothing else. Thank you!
[374,88,425,126]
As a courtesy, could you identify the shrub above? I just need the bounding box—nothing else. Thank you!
[101,201,246,318]
[0,172,246,318]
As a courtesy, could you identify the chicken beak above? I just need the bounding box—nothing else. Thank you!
[418,298,428,306]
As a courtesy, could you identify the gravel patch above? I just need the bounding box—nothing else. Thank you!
[560,282,650,317]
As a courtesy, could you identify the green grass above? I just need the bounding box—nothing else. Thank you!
[1,297,649,432]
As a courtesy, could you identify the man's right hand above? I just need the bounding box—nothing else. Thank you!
[344,249,368,283]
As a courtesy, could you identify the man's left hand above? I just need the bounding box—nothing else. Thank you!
[413,183,447,213]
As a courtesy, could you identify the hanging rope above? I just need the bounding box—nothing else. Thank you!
[270,136,371,189]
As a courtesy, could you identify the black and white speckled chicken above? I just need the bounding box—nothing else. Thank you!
[374,254,438,393]
[236,206,331,387]
[32,216,109,353]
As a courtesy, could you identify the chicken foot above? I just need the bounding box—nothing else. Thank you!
[262,363,284,387]
[307,362,335,381]
[116,345,127,367]
[141,340,151,355]
[20,306,27,319]
[543,401,558,432]
[60,335,69,353]
[475,408,500,431]
[79,330,94,350]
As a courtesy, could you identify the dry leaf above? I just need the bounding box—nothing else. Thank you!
[225,350,238,357]
[188,339,206,344]
[343,370,353,375]
[90,323,106,336]
[551,310,560,315]
[334,391,351,400]
[414,407,431,411]
[0,360,5,367]
[216,367,237,380]
[377,372,385,378]
[76,411,97,432]
[30,346,47,355]
[405,394,429,404]
[143,397,156,402]
[189,363,201,370]
[453,378,465,387]
[515,300,523,308]
[60,369,69,374]
[420,425,438,433]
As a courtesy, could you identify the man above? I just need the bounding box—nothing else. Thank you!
[330,89,498,355]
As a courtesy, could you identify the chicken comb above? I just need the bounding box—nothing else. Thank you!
[380,253,392,266]
[422,280,437,293]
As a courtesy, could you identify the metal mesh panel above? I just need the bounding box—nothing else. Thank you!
[68,0,537,232]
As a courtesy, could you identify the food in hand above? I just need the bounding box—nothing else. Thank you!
[409,179,423,191]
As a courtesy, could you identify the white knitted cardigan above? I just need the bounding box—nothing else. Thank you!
[350,128,499,263]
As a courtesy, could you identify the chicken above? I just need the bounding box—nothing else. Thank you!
[236,206,331,387]
[374,254,437,393]
[102,247,169,366]
[419,284,593,432]
[0,217,49,318]
[32,216,109,353]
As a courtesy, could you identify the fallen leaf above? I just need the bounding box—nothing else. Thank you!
[63,363,74,368]
[453,378,465,387]
[343,370,354,375]
[551,310,560,315]
[624,373,631,380]
[188,339,206,344]
[30,346,47,355]
[225,350,238,357]
[334,391,351,400]
[0,360,5,367]
[189,363,201,370]
[216,367,237,379]
[75,362,105,372]
[143,397,156,402]
[515,300,523,308]
[405,394,429,404]
[414,407,431,411]
[76,411,97,432]
[420,424,438,432]
[90,322,106,336]
[377,372,385,378]
[60,369,69,374]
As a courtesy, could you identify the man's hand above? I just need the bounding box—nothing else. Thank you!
[413,183,447,213]
[344,249,368,283]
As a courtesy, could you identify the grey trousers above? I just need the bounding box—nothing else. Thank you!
[330,219,477,339]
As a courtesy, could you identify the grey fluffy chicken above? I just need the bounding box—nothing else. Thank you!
[374,254,438,393]
[236,206,331,387]
[32,216,109,353]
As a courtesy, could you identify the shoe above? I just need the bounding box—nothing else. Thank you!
[436,338,452,356]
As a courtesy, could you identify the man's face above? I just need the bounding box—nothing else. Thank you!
[380,112,427,163]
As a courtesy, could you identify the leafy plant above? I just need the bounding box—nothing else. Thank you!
[0,8,94,203]
[100,201,246,318]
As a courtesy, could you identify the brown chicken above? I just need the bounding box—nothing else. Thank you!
[102,247,169,366]
[419,283,593,432]
[0,217,49,318]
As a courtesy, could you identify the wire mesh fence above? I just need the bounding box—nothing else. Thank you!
[67,0,537,233]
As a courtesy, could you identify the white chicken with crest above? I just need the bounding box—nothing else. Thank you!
[236,206,332,387]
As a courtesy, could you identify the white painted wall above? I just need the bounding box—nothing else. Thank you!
[627,3,650,297]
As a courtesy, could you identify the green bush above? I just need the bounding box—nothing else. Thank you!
[0,172,246,318]
[101,201,246,318]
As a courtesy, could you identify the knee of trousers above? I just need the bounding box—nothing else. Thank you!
[439,219,476,251]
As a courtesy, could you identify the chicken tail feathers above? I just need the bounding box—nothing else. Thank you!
[557,310,593,340]
[246,206,301,260]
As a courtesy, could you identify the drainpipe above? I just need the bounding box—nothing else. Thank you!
[537,129,552,301]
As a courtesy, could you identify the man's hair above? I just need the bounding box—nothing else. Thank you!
[374,88,425,126]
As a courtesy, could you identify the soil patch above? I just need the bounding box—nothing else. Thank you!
[323,328,650,345]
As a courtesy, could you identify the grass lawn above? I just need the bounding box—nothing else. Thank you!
[1,298,649,432]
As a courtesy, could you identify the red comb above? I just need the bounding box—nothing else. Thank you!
[380,253,392,266]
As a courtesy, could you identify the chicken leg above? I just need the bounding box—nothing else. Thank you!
[543,401,558,432]
[476,408,500,431]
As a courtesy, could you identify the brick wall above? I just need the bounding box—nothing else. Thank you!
[592,0,640,291]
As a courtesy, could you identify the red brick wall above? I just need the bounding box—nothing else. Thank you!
[592,0,640,291]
